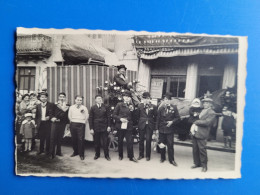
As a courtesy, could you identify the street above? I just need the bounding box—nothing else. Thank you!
[16,139,235,179]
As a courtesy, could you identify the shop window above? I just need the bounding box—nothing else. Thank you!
[17,67,36,93]
[170,76,186,97]
[151,76,186,98]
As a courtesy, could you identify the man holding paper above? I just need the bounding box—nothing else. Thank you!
[113,91,138,162]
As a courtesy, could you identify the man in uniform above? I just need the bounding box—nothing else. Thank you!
[89,95,111,161]
[113,90,138,162]
[136,92,157,161]
[156,92,180,166]
[190,98,216,172]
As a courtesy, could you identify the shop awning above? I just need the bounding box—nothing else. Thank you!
[134,35,239,60]
[61,35,119,65]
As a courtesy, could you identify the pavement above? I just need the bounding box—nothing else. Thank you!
[16,138,236,179]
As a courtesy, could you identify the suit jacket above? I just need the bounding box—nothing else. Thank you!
[52,103,70,124]
[113,102,134,131]
[136,103,157,131]
[89,104,111,132]
[156,104,180,134]
[35,102,53,130]
[113,73,130,90]
[194,108,216,140]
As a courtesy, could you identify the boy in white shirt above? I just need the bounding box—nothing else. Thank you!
[68,95,89,160]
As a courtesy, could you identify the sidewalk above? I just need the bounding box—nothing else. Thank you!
[174,136,236,153]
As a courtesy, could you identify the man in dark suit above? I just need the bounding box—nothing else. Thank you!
[156,92,180,166]
[191,98,216,172]
[89,95,111,161]
[113,90,138,162]
[49,92,70,159]
[136,92,157,161]
[35,92,53,155]
[113,64,131,90]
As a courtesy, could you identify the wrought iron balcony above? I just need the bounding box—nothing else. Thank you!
[16,34,52,58]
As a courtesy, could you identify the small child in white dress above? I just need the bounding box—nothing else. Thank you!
[20,113,36,151]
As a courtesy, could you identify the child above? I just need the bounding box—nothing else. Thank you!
[20,113,36,151]
[188,98,202,136]
[222,106,236,148]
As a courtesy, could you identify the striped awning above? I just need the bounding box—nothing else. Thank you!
[134,35,238,59]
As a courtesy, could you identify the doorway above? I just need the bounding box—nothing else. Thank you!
[198,76,222,97]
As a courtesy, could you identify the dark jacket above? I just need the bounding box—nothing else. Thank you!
[52,103,70,124]
[89,104,111,132]
[113,102,134,131]
[136,103,157,131]
[35,102,54,130]
[194,108,216,139]
[113,73,130,90]
[156,104,180,134]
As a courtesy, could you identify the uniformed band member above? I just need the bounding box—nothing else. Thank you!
[113,90,138,162]
[89,95,111,161]
[191,98,216,172]
[136,92,157,161]
[156,92,180,166]
[68,95,89,160]
[35,92,53,155]
[49,92,70,159]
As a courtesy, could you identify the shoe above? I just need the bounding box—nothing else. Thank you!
[80,156,85,160]
[137,156,144,160]
[49,155,54,160]
[129,157,138,163]
[70,153,78,157]
[160,159,165,163]
[202,167,208,172]
[105,156,111,161]
[191,165,201,169]
[119,156,123,160]
[170,161,178,166]
[56,153,63,157]
[146,157,150,161]
[37,151,43,155]
[94,155,99,160]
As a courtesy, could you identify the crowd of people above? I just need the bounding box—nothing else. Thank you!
[15,64,236,173]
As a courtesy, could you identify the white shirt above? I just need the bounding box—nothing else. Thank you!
[41,102,47,121]
[68,104,89,124]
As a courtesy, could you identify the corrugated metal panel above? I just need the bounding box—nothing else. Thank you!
[47,65,137,110]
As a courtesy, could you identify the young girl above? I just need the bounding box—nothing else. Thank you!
[20,113,36,151]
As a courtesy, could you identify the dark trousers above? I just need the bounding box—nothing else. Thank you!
[38,121,51,153]
[159,133,174,162]
[139,125,153,158]
[50,122,67,156]
[118,130,134,159]
[192,136,207,168]
[94,131,109,157]
[70,122,85,157]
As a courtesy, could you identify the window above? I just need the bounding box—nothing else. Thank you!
[169,76,186,97]
[17,67,36,93]
[151,75,186,98]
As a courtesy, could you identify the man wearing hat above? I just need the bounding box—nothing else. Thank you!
[113,64,132,90]
[191,97,216,172]
[35,92,54,155]
[136,92,157,161]
[156,92,180,166]
[113,90,138,162]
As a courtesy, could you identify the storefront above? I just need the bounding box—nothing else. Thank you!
[134,35,238,100]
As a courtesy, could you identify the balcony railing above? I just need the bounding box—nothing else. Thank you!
[16,34,52,58]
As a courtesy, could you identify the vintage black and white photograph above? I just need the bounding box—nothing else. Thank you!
[15,28,247,179]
